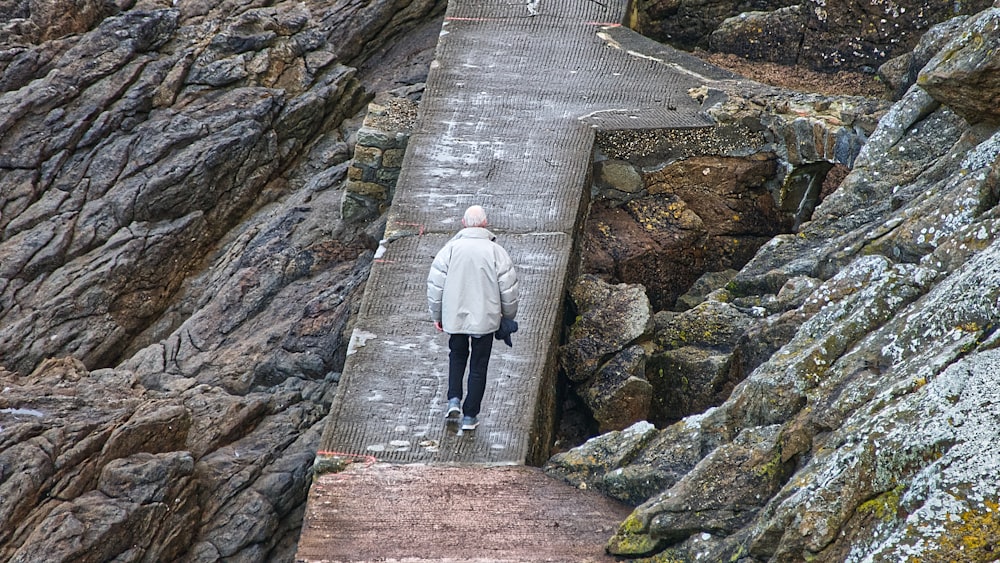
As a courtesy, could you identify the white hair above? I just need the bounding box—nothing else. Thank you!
[463,205,488,227]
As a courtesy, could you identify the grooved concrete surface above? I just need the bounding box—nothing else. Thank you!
[295,464,632,563]
[298,0,722,560]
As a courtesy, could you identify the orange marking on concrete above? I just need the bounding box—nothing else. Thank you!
[394,221,426,235]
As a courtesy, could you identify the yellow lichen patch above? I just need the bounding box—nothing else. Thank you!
[607,513,661,556]
[932,499,1000,561]
[631,550,688,563]
[958,321,981,333]
[856,484,906,523]
[752,447,785,481]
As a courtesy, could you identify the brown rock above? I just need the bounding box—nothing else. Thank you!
[583,154,786,310]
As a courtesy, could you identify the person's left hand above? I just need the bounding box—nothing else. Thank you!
[434,321,443,332]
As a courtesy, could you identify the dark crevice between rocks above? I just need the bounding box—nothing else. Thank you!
[551,292,600,456]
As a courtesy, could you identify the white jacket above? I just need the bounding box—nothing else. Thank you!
[427,227,519,335]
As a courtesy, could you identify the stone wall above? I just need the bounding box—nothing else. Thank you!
[341,96,418,222]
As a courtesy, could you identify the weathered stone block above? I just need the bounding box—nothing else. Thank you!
[353,145,382,168]
[346,180,387,199]
[376,167,400,183]
[595,159,644,195]
[356,127,403,149]
[341,191,378,223]
[383,148,406,168]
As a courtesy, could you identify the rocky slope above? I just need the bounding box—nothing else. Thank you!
[0,0,443,560]
[547,5,1000,561]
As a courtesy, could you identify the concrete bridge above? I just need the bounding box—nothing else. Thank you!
[295,1,732,560]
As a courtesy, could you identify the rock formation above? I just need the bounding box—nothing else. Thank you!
[0,0,444,560]
[4,0,1000,560]
[549,6,1000,561]
[634,0,994,73]
[584,83,887,312]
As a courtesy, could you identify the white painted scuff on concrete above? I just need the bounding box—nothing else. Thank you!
[346,329,377,356]
[577,108,632,121]
[596,31,621,50]
[596,31,715,82]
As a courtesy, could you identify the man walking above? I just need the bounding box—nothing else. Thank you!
[427,205,520,430]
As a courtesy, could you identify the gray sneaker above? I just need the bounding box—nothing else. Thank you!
[446,398,461,419]
[460,415,479,430]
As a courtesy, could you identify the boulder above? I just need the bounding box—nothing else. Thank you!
[559,276,655,434]
[647,299,756,425]
[918,8,1000,125]
[559,275,654,383]
[592,158,645,205]
[708,6,806,65]
[544,420,659,493]
[581,345,653,433]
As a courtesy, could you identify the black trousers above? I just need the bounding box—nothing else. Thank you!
[447,333,494,418]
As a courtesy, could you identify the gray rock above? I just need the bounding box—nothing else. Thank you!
[593,159,645,204]
[559,275,654,383]
[879,15,971,99]
[647,299,755,424]
[582,345,652,433]
[918,8,1000,124]
[544,421,659,495]
[674,268,737,311]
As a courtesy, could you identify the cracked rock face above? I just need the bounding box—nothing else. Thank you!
[550,6,1000,561]
[0,0,444,560]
